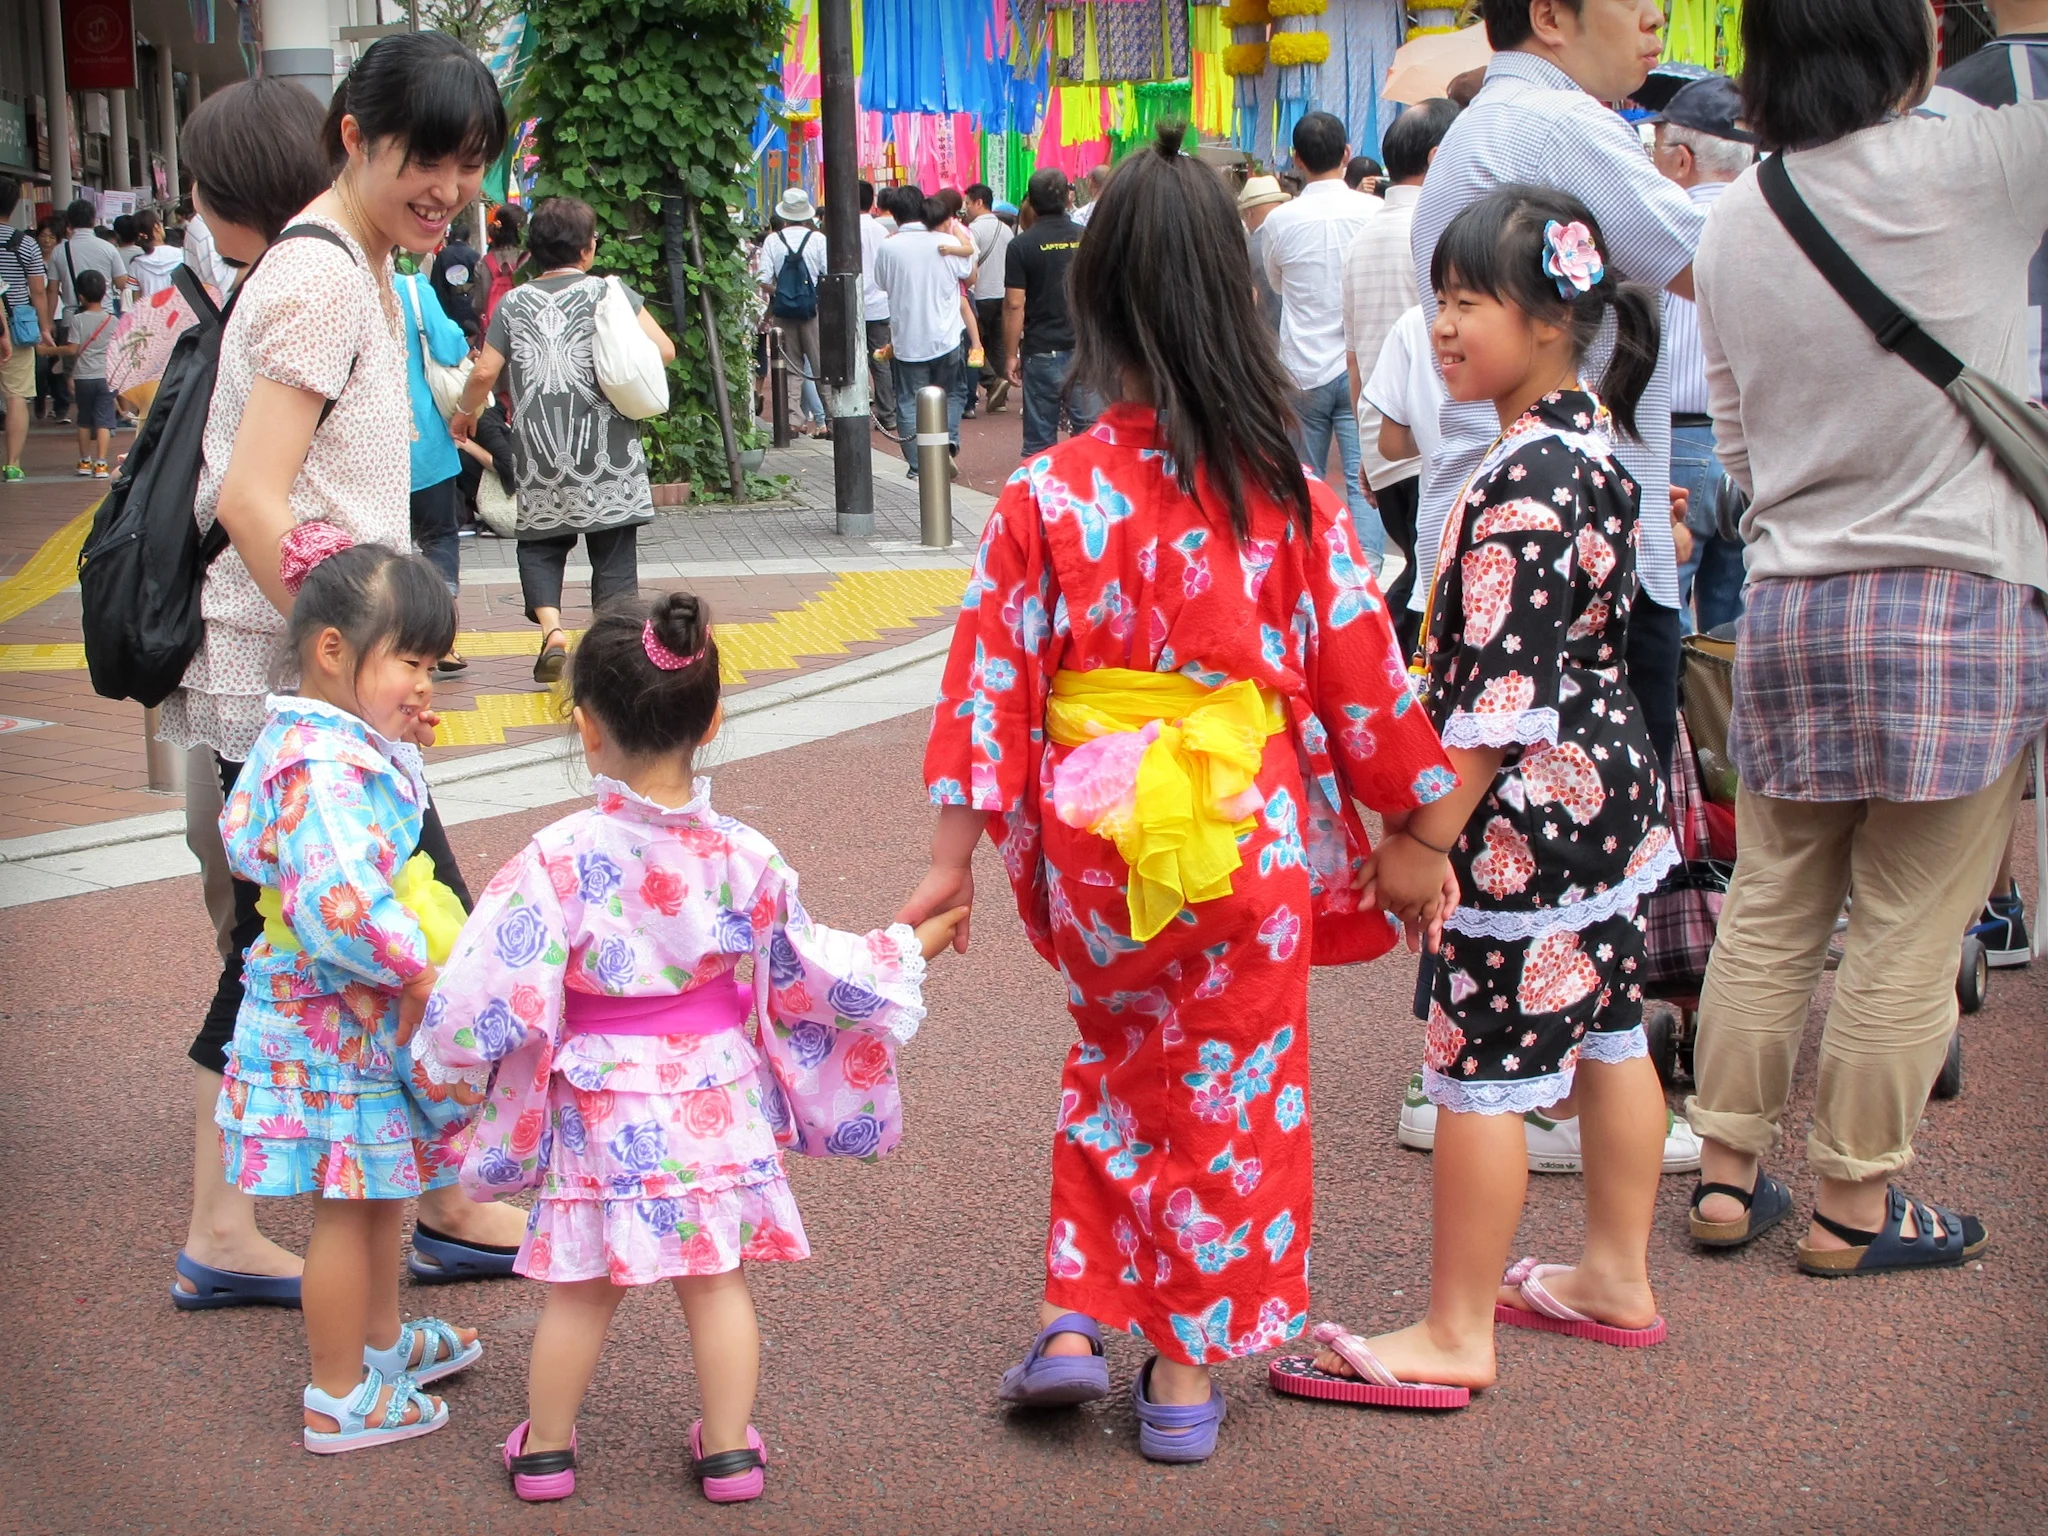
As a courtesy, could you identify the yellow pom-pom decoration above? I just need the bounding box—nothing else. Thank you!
[1267,0,1328,15]
[1268,30,1331,67]
[256,851,469,967]
[390,853,469,966]
[1220,1,1271,25]
[1223,42,1269,75]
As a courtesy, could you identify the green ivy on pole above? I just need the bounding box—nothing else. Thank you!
[520,0,789,494]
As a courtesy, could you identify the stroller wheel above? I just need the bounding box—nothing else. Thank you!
[1932,1031,1963,1101]
[1956,934,1989,1015]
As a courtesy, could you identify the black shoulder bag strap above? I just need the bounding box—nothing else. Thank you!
[266,222,361,427]
[1757,153,1965,390]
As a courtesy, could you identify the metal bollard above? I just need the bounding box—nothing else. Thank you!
[769,334,792,449]
[142,704,185,793]
[915,385,952,548]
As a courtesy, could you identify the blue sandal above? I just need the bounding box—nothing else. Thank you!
[1688,1171,1795,1249]
[303,1368,448,1454]
[1131,1357,1227,1463]
[365,1317,481,1386]
[408,1221,520,1283]
[1797,1186,1989,1277]
[998,1313,1111,1406]
[170,1251,302,1311]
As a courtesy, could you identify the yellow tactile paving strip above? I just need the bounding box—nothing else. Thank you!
[0,567,968,686]
[429,566,968,746]
[0,504,97,625]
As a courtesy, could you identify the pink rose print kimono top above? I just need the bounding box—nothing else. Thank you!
[924,404,1454,1366]
[1418,388,1679,1115]
[215,696,470,1201]
[418,777,926,1286]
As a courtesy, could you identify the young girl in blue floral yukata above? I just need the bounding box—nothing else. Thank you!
[419,591,966,1506]
[901,125,1457,1464]
[214,538,484,1454]
[1279,187,1680,1411]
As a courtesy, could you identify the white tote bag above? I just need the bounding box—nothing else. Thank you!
[402,275,474,420]
[589,275,669,420]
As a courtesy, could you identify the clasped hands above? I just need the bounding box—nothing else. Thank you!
[1358,822,1460,955]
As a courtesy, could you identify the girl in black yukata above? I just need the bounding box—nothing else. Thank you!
[1271,186,1678,1411]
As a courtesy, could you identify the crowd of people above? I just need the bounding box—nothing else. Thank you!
[56,0,2041,1507]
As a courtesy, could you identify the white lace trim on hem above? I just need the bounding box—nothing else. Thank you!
[1440,707,1560,751]
[1422,1066,1573,1116]
[1445,840,1680,940]
[1578,1024,1648,1064]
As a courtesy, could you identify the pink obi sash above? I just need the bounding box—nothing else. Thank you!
[561,977,751,1038]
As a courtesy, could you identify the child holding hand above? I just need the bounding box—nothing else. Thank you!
[1285,187,1680,1410]
[904,127,1456,1464]
[214,539,482,1453]
[420,592,964,1505]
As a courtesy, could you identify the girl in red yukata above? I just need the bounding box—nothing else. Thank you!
[1276,188,1679,1414]
[902,125,1457,1464]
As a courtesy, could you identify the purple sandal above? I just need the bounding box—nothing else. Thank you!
[1131,1356,1227,1463]
[997,1313,1111,1406]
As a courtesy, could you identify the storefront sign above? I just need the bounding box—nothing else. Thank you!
[67,0,136,93]
[0,102,26,172]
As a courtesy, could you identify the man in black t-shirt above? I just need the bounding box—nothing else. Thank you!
[1003,169,1100,457]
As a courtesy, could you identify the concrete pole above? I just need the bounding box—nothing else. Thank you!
[109,88,130,190]
[157,45,178,203]
[263,0,338,102]
[41,0,73,206]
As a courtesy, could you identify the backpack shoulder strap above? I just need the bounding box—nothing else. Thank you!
[1757,154,1964,390]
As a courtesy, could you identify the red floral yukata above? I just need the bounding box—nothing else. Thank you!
[924,405,1454,1365]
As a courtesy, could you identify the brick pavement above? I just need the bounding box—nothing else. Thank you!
[0,417,991,842]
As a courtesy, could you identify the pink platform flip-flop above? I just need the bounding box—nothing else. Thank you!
[1268,1322,1472,1411]
[1494,1257,1667,1347]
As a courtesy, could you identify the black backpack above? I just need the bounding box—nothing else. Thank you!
[77,224,353,706]
[768,230,819,320]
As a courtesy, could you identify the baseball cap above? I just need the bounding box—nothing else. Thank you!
[1654,75,1756,144]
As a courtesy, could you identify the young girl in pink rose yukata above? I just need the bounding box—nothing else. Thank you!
[421,592,966,1506]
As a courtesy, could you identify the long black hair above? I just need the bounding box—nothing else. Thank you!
[570,592,722,762]
[285,544,457,682]
[1068,123,1311,541]
[1429,184,1661,441]
[323,30,509,170]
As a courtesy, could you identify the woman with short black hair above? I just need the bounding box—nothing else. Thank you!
[451,194,677,683]
[1684,0,2048,1277]
[161,35,525,1329]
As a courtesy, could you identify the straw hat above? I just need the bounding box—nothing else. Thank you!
[775,186,818,224]
[1236,175,1290,213]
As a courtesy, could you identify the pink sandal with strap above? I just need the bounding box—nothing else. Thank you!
[1495,1257,1667,1347]
[1268,1322,1471,1410]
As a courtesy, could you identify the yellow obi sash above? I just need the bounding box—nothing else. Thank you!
[1046,668,1285,942]
[256,852,468,966]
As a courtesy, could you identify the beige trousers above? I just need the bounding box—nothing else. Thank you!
[1685,753,2023,1183]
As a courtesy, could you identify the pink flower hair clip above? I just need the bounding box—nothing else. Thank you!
[642,620,709,671]
[1542,220,1604,300]
[277,521,356,596]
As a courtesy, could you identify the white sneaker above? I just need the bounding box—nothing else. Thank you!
[1524,1107,1703,1174]
[1397,1073,1437,1150]
[1396,1073,1703,1174]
